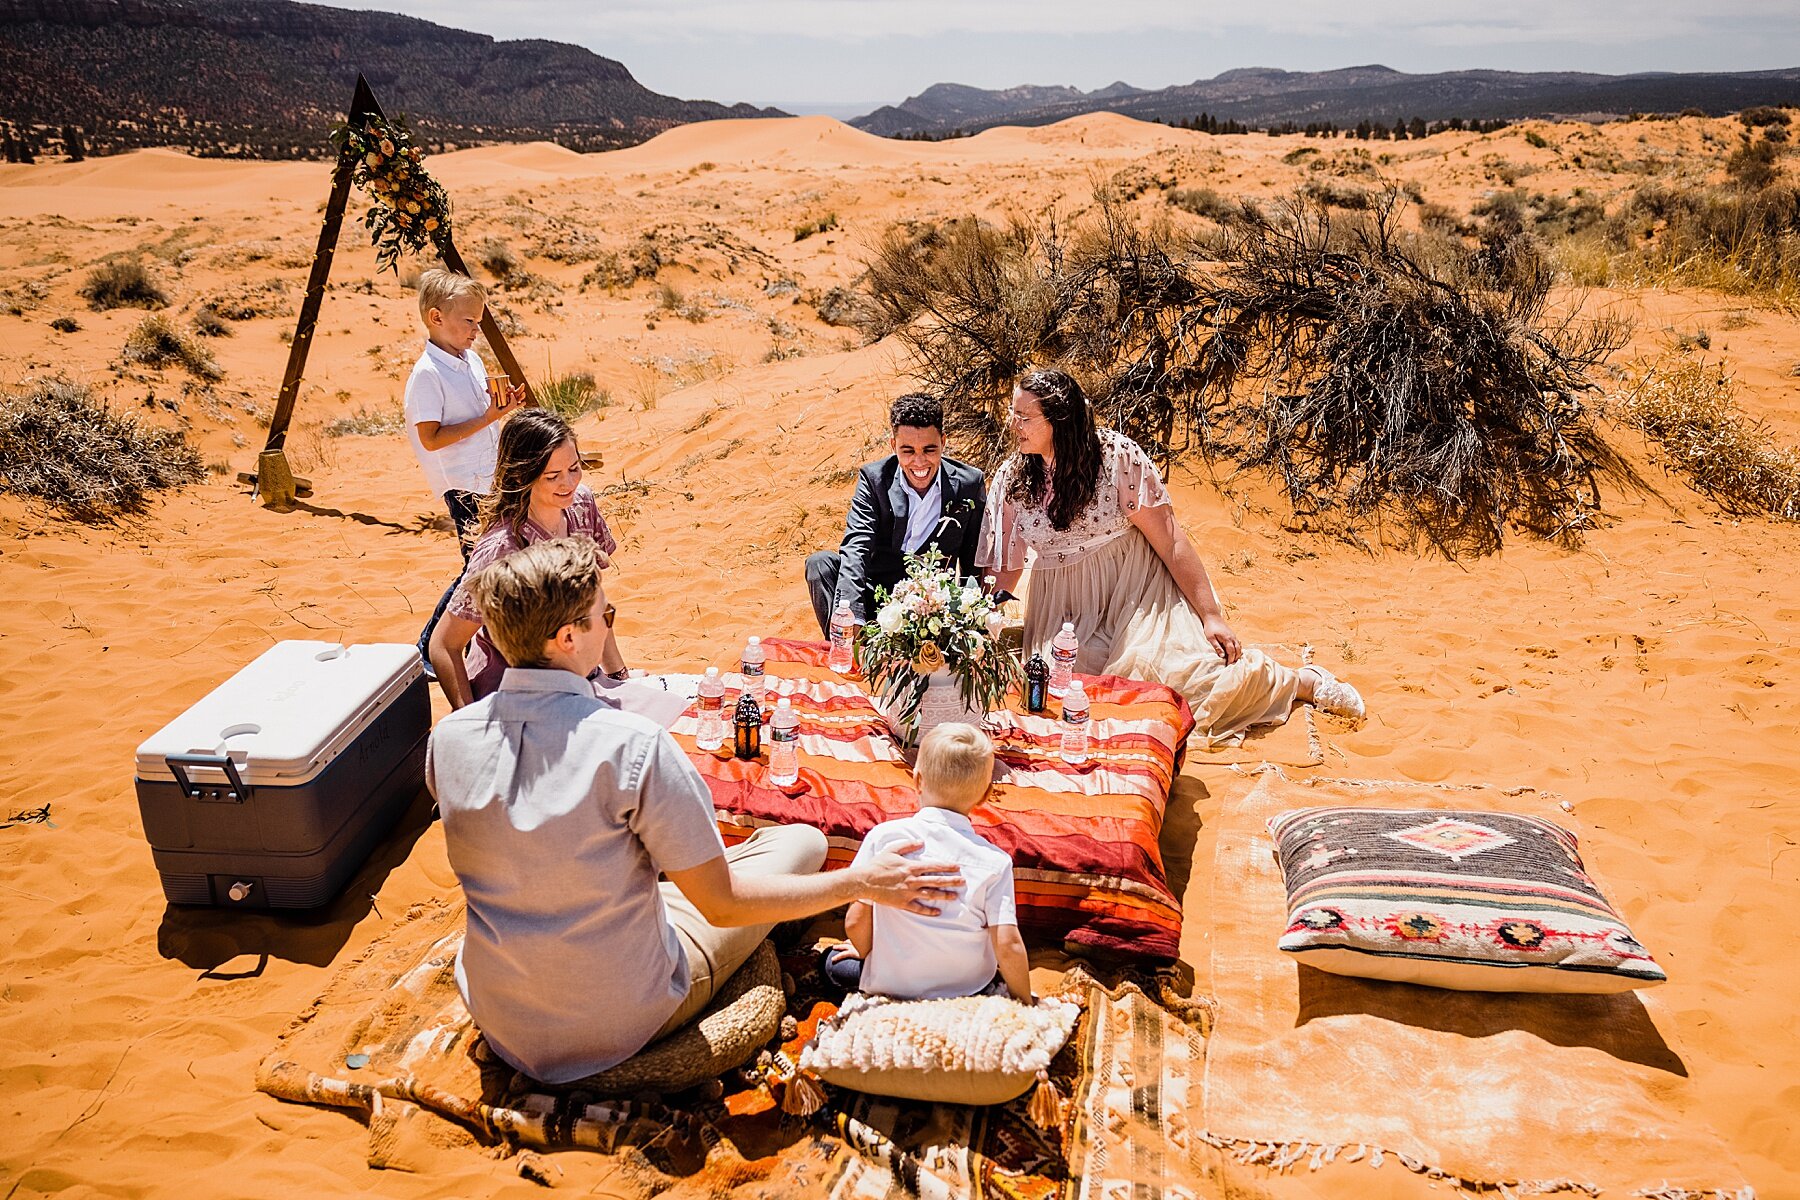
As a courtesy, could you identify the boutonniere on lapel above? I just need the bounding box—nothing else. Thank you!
[934,498,978,541]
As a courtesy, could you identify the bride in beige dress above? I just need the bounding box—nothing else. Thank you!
[977,368,1364,746]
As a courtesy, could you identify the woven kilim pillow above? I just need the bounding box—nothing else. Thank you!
[1269,807,1666,993]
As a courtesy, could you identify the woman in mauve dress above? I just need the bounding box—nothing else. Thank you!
[977,368,1363,746]
[428,408,626,708]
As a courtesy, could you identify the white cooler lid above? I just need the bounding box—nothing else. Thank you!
[134,641,423,787]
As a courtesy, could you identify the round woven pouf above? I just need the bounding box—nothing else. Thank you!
[571,940,785,1096]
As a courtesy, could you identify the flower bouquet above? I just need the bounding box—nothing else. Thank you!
[860,555,1021,746]
[330,113,452,274]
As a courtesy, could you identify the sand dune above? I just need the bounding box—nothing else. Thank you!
[0,111,1796,1199]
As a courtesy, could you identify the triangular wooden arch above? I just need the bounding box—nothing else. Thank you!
[255,74,535,507]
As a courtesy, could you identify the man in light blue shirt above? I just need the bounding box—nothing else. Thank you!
[427,537,962,1084]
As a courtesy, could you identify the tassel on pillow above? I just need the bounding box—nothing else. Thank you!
[1027,1069,1063,1131]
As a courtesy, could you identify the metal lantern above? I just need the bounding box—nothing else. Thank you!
[733,693,763,760]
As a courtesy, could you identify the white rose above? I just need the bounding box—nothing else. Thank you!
[877,603,904,633]
[960,587,981,608]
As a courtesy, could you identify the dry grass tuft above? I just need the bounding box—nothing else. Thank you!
[1166,187,1254,224]
[654,283,708,323]
[536,370,610,421]
[325,402,406,437]
[190,305,231,337]
[80,260,167,311]
[1613,354,1800,520]
[0,379,205,521]
[122,314,222,379]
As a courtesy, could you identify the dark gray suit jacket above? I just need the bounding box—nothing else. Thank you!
[834,456,987,621]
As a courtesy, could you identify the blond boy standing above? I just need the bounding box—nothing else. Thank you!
[404,269,518,557]
[830,723,1033,1003]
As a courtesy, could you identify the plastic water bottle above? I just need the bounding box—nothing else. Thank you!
[768,698,800,786]
[828,602,856,675]
[1049,621,1079,697]
[741,635,766,702]
[1060,680,1091,765]
[696,667,725,751]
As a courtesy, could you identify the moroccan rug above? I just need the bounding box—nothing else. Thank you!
[1199,772,1756,1199]
[674,639,1194,961]
[256,898,1210,1198]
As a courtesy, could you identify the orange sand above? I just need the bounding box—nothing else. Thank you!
[0,114,1795,1198]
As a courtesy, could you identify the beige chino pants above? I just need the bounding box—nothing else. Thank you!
[653,823,829,1039]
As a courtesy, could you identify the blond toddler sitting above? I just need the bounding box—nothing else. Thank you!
[823,723,1032,1002]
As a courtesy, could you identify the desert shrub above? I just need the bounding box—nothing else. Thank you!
[1739,106,1792,129]
[1313,149,1379,179]
[325,402,406,437]
[1301,178,1375,210]
[123,315,222,379]
[814,286,859,327]
[198,280,290,321]
[79,260,167,311]
[475,237,521,282]
[580,234,665,291]
[1166,187,1254,223]
[1606,181,1800,304]
[794,213,839,242]
[1473,188,1607,243]
[861,185,1628,553]
[1613,355,1800,520]
[1280,146,1318,165]
[1417,201,1468,234]
[654,283,707,322]
[1524,130,1550,149]
[191,305,231,337]
[0,378,205,521]
[536,370,609,420]
[50,316,80,333]
[1725,135,1781,191]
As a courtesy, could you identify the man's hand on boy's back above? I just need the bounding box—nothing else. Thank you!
[856,839,961,915]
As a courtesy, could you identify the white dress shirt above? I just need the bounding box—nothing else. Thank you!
[900,473,943,554]
[403,340,499,497]
[852,805,1018,1000]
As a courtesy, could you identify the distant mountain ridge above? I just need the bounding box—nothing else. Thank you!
[851,64,1800,136]
[0,0,788,158]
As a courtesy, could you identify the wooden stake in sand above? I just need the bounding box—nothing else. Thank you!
[256,74,534,508]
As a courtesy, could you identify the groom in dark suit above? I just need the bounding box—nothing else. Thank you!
[805,393,987,637]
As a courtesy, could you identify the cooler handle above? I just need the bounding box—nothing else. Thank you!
[165,753,251,803]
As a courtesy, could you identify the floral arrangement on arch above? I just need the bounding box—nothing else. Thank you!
[330,113,452,274]
[860,555,1020,742]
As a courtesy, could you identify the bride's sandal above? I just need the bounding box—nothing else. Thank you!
[1302,665,1365,720]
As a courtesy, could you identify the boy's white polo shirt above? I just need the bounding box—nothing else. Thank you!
[404,340,499,497]
[853,805,1018,1000]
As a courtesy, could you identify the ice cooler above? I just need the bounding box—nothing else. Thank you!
[133,641,430,909]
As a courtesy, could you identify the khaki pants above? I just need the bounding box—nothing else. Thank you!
[653,824,829,1039]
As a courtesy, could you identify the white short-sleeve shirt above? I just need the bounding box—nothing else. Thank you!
[403,340,499,497]
[852,805,1018,1000]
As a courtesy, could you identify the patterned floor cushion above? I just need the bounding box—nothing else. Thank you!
[1269,807,1667,993]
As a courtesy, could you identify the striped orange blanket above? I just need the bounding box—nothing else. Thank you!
[672,639,1194,961]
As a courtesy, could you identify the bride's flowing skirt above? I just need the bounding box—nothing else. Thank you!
[1022,528,1301,746]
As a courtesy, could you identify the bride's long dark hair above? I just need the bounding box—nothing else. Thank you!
[1007,368,1102,531]
[478,408,578,543]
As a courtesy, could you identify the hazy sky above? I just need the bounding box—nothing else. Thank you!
[325,0,1800,115]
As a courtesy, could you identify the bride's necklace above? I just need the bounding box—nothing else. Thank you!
[529,506,567,538]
